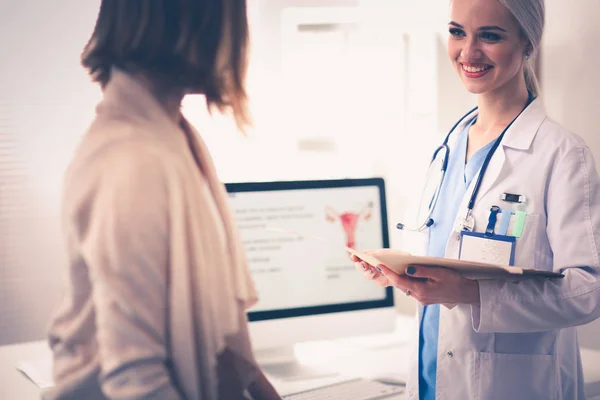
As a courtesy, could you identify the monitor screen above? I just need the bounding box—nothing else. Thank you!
[225,178,393,322]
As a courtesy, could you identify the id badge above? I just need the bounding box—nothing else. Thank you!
[459,231,516,266]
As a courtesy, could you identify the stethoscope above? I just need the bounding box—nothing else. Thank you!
[396,92,535,233]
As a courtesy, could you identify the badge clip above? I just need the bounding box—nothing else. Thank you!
[485,206,501,237]
[501,192,527,204]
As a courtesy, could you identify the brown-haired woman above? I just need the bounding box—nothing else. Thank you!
[44,1,281,399]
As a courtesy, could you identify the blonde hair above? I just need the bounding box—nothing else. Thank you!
[498,0,545,96]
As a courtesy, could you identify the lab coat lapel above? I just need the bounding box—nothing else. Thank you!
[475,98,547,202]
[472,145,507,207]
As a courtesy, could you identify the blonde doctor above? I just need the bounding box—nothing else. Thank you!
[354,0,600,399]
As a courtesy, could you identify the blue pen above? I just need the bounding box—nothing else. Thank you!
[498,209,513,236]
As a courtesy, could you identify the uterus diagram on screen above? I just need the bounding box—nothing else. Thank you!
[325,202,373,249]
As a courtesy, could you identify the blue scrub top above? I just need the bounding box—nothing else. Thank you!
[418,119,495,400]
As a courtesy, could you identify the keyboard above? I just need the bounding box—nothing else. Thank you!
[282,378,405,400]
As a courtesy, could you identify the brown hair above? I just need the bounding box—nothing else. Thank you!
[82,0,250,128]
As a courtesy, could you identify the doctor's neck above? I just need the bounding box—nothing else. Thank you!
[474,75,530,132]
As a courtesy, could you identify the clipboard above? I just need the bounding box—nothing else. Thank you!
[347,248,564,280]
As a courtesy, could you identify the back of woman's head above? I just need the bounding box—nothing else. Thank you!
[83,0,250,126]
[498,0,545,96]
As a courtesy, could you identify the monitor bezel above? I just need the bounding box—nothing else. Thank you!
[224,177,394,322]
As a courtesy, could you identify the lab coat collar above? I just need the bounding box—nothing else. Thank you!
[453,97,547,151]
[500,97,547,151]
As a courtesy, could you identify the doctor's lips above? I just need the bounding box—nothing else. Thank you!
[461,62,493,78]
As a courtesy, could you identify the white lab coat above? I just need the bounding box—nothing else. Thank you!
[405,98,600,400]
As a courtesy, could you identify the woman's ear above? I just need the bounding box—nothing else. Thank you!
[524,42,533,59]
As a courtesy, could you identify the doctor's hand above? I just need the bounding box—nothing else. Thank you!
[352,251,480,306]
[378,264,480,306]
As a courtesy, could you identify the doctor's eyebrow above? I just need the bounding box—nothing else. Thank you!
[448,21,508,32]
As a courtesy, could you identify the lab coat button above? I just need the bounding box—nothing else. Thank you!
[447,351,454,358]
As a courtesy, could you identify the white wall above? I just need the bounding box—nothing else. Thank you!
[542,0,600,350]
[0,0,101,345]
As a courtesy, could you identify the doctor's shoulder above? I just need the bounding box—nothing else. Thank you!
[527,116,600,212]
[532,116,594,164]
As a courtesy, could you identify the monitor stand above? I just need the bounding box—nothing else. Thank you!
[254,345,338,381]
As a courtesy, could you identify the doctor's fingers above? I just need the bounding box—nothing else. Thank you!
[355,260,373,273]
[362,268,381,280]
[351,250,376,266]
[375,265,413,291]
[374,274,390,287]
[406,265,456,282]
[362,270,389,286]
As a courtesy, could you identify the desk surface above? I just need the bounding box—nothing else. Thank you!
[0,333,412,400]
[2,336,600,400]
[0,340,50,400]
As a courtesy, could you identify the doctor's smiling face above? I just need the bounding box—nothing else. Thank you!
[447,0,531,95]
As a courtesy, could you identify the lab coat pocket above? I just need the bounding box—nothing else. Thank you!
[513,213,539,269]
[474,351,557,400]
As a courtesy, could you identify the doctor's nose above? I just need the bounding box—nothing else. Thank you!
[460,37,483,61]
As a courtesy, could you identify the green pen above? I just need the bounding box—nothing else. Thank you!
[512,210,527,238]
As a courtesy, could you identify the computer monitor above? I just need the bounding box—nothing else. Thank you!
[225,178,396,376]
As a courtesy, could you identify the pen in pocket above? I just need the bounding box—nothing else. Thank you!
[512,210,527,238]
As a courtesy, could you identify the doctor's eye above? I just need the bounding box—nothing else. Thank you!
[480,32,502,42]
[449,28,465,38]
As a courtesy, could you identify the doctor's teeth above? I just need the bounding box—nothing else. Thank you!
[464,65,489,72]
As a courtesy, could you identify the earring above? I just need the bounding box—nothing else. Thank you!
[525,51,531,60]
